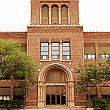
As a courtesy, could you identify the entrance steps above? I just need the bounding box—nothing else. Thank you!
[22,106,86,110]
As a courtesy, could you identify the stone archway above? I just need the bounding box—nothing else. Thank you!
[38,63,74,108]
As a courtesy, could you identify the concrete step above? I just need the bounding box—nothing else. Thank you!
[20,106,86,110]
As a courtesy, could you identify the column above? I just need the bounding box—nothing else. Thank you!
[10,86,13,100]
[68,7,70,24]
[49,6,51,24]
[38,81,45,108]
[95,43,99,64]
[67,81,75,108]
[40,7,42,24]
[59,6,61,24]
[60,40,62,60]
[95,43,99,60]
[49,40,51,60]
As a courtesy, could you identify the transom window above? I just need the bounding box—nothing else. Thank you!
[41,43,49,60]
[51,43,60,59]
[62,43,70,60]
[0,96,9,100]
[99,54,109,59]
[84,54,95,59]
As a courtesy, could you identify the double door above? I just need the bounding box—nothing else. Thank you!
[46,85,66,105]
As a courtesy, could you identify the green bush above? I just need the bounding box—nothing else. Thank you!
[92,97,107,109]
[0,100,23,108]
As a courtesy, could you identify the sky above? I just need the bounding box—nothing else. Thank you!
[0,0,110,32]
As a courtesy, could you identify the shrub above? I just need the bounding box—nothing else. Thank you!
[92,97,107,109]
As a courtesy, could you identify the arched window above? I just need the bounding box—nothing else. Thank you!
[41,4,49,24]
[61,5,68,24]
[51,5,59,24]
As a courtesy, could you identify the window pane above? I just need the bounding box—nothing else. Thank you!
[84,54,95,59]
[52,51,59,55]
[0,96,2,100]
[52,5,58,18]
[41,56,48,60]
[42,5,49,18]
[51,43,60,59]
[63,55,70,60]
[52,55,59,59]
[63,47,70,51]
[7,96,9,100]
[62,43,70,60]
[41,47,48,51]
[92,55,95,59]
[41,43,48,46]
[61,5,68,18]
[41,43,49,60]
[41,52,48,55]
[52,46,59,50]
[63,43,69,46]
[99,54,109,59]
[88,55,92,59]
[52,43,59,46]
[63,51,70,55]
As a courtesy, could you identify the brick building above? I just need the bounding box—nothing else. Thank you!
[0,0,110,109]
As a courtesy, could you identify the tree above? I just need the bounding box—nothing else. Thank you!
[78,61,110,98]
[0,40,37,100]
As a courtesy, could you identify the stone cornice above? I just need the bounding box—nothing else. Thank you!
[28,25,83,33]
[0,32,27,38]
[84,32,110,38]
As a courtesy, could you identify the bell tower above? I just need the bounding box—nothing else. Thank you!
[30,0,79,25]
[27,0,84,109]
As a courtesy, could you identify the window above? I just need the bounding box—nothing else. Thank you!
[20,44,27,52]
[42,5,49,18]
[99,54,109,59]
[51,43,60,59]
[51,5,59,24]
[41,43,49,60]
[0,96,9,100]
[40,42,71,60]
[41,5,49,24]
[102,95,110,101]
[62,43,70,60]
[61,5,68,18]
[84,54,95,59]
[61,5,68,24]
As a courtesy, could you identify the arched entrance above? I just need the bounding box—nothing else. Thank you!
[38,63,74,108]
[46,68,66,105]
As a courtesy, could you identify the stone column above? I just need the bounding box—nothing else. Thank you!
[59,6,61,24]
[67,81,75,108]
[95,43,99,62]
[49,40,51,60]
[49,6,51,24]
[10,86,13,100]
[40,7,42,24]
[68,7,70,24]
[38,81,45,108]
[60,40,62,60]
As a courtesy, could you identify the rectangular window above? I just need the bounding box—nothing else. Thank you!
[62,43,70,60]
[51,43,60,59]
[84,54,95,59]
[0,96,9,100]
[41,43,49,60]
[99,54,109,59]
